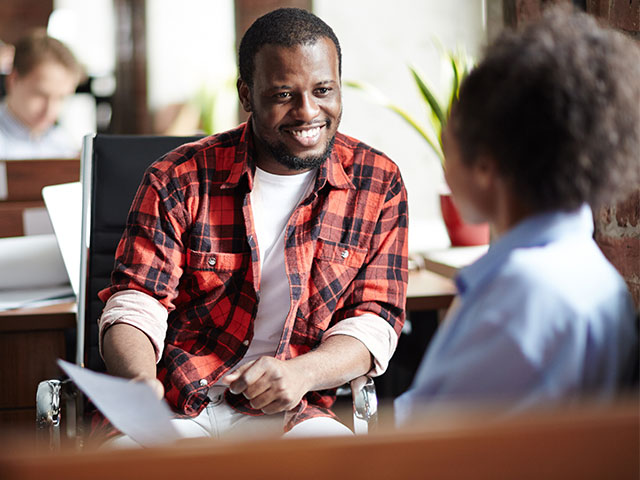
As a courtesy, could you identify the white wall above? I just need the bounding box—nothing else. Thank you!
[51,0,115,77]
[146,0,237,132]
[315,0,487,251]
[49,0,113,148]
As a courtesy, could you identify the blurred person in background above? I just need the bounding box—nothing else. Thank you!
[0,29,83,159]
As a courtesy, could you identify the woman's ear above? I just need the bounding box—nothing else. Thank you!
[5,70,17,93]
[472,154,498,191]
[237,79,252,113]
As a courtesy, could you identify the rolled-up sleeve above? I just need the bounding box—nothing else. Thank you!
[322,313,398,376]
[98,289,169,363]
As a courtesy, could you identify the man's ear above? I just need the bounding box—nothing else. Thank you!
[237,79,252,113]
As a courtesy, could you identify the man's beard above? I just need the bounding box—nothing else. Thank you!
[265,133,336,171]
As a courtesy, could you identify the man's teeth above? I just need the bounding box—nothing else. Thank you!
[291,127,320,138]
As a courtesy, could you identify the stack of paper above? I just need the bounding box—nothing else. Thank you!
[0,234,74,311]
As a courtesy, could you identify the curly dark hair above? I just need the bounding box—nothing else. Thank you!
[238,7,342,88]
[450,6,640,212]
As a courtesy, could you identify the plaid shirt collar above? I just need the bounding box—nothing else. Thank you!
[222,119,356,193]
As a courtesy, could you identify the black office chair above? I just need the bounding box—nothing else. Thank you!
[36,134,377,449]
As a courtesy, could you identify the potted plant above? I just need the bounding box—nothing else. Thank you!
[347,47,489,247]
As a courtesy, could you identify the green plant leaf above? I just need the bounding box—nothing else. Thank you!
[448,55,460,120]
[409,66,446,131]
[388,104,443,162]
[345,44,476,169]
[346,80,443,163]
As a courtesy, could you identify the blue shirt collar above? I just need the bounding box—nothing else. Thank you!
[455,204,594,295]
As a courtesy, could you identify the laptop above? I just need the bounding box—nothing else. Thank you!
[42,181,82,296]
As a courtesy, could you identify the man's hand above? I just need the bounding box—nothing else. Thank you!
[220,357,310,414]
[131,374,165,400]
[221,336,371,415]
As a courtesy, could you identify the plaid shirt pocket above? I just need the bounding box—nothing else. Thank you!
[185,249,249,290]
[299,239,368,331]
[179,249,252,328]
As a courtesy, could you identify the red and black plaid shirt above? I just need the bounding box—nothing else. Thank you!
[99,121,408,430]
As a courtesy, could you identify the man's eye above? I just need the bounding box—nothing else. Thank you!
[316,87,330,95]
[275,92,291,99]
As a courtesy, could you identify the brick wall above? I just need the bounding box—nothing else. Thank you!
[587,0,640,32]
[503,0,571,26]
[595,194,640,308]
[587,0,640,309]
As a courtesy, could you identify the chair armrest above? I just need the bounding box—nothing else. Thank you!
[350,375,378,434]
[36,379,63,450]
[36,379,79,451]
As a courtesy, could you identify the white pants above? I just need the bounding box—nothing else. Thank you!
[106,386,352,448]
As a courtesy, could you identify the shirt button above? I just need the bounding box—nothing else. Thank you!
[242,340,249,346]
[341,249,349,259]
[199,379,208,387]
[208,257,216,267]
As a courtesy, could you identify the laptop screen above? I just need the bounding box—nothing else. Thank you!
[42,181,82,296]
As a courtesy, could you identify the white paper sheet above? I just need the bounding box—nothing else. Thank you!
[0,285,74,311]
[423,245,489,269]
[57,359,181,447]
[0,161,7,201]
[0,234,69,289]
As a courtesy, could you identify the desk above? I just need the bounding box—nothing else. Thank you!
[406,268,456,311]
[0,158,80,237]
[421,245,488,280]
[0,301,76,429]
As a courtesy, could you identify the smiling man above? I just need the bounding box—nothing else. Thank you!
[0,29,83,159]
[98,8,408,443]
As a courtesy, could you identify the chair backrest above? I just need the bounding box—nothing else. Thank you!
[77,134,202,370]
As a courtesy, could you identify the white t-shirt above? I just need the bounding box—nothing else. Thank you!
[240,166,317,366]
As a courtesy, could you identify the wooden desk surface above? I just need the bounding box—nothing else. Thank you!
[1,399,637,480]
[0,301,76,332]
[421,245,488,280]
[0,158,80,202]
[406,269,456,311]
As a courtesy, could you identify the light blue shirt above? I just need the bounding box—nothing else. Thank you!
[0,102,78,159]
[395,205,637,425]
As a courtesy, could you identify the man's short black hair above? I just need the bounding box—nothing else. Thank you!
[450,6,640,212]
[238,7,342,88]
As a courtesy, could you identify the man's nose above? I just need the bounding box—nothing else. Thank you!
[292,93,320,122]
